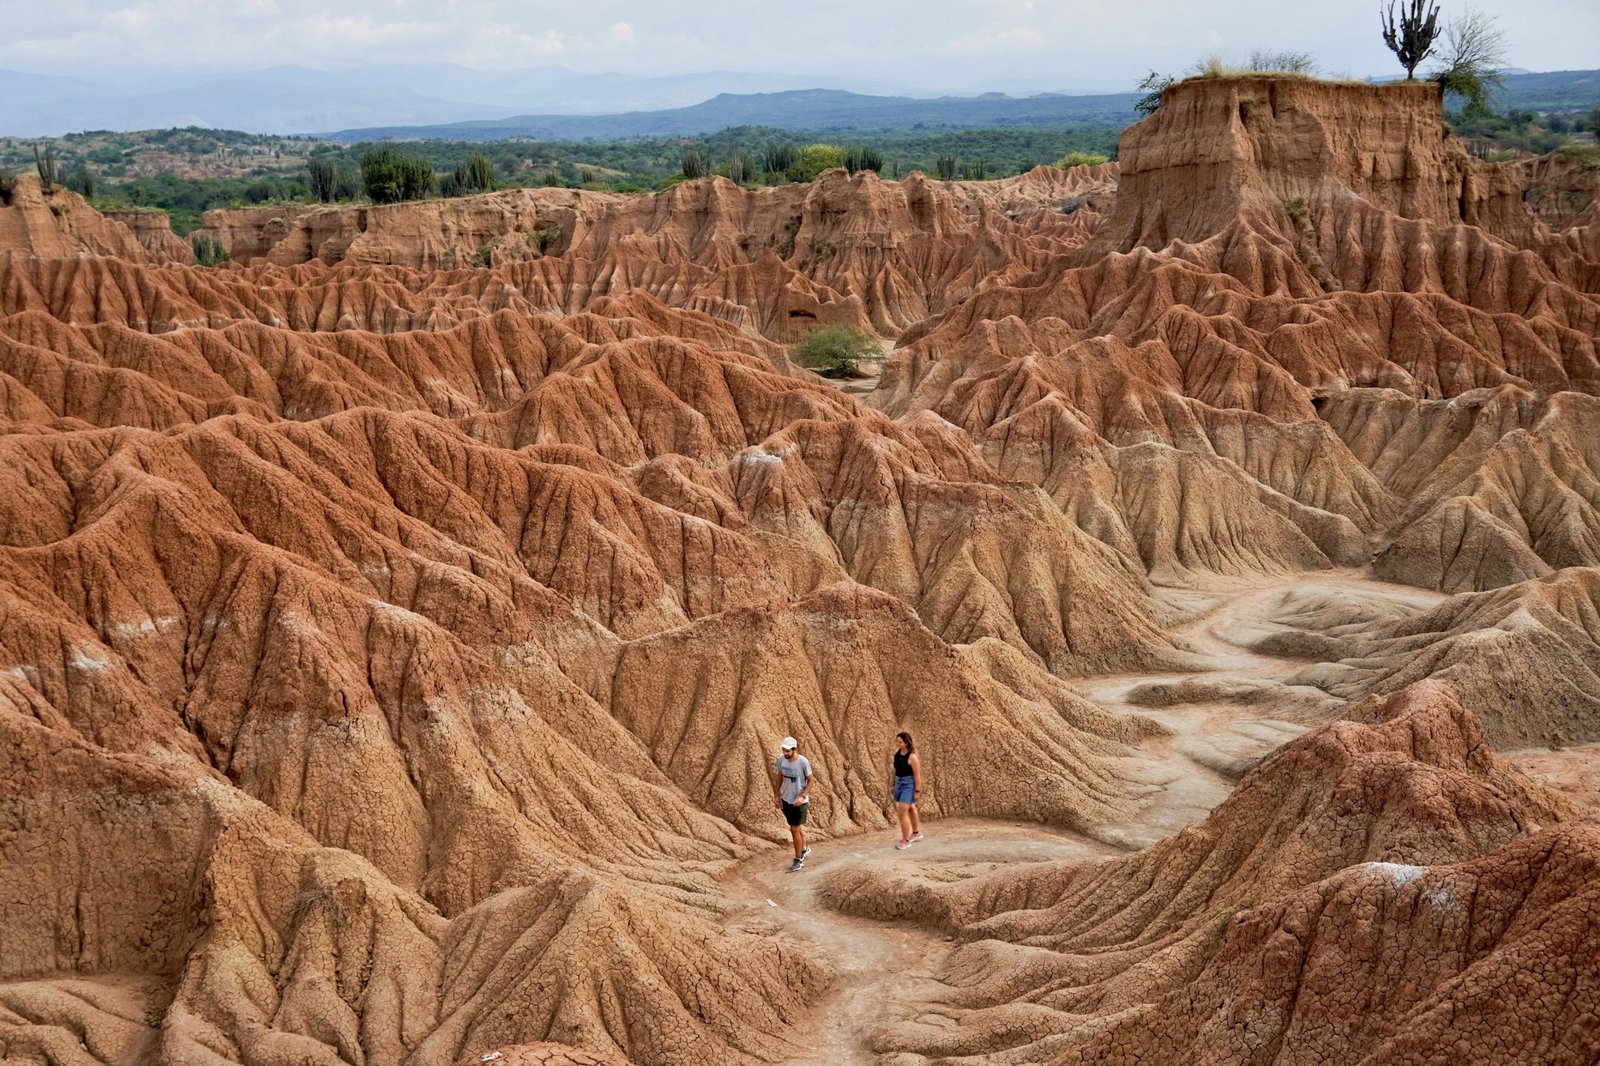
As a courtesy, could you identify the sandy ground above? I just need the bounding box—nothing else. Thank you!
[1507,745,1600,817]
[721,819,1118,1066]
[725,567,1454,1064]
[1076,569,1445,848]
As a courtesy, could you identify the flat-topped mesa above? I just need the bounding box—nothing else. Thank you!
[1101,76,1526,251]
[0,174,171,262]
[101,208,193,263]
[165,168,1113,342]
[189,168,1106,273]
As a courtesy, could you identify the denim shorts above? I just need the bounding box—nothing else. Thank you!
[893,776,916,803]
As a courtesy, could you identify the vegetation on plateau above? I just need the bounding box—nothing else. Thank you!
[1381,0,1510,112]
[1,58,1594,235]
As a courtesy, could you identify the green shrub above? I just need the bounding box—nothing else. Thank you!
[1186,50,1318,80]
[680,149,711,179]
[460,153,495,192]
[1557,145,1600,170]
[361,143,433,204]
[191,234,230,266]
[1135,71,1174,116]
[335,168,361,201]
[1247,49,1317,74]
[785,143,844,182]
[1428,8,1507,114]
[761,141,798,176]
[533,225,561,254]
[307,158,338,202]
[843,145,884,174]
[791,324,881,378]
[1055,151,1110,168]
[65,167,95,199]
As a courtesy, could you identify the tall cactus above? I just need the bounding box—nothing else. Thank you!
[1381,0,1441,79]
[33,143,59,191]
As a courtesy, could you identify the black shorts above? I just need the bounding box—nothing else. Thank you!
[781,800,809,827]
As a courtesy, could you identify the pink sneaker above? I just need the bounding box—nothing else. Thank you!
[894,839,911,850]
[909,832,924,843]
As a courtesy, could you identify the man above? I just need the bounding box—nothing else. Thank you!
[772,736,814,872]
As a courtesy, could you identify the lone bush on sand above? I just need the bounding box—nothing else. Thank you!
[792,324,881,377]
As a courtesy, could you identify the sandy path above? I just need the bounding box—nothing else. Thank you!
[721,819,1118,1066]
[1076,568,1444,847]
[727,567,1443,1064]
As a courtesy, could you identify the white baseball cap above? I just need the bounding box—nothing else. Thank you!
[780,736,798,752]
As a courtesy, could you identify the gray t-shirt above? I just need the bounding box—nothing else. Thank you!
[775,754,812,804]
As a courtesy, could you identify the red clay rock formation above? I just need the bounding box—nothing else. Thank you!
[819,682,1592,1065]
[455,1047,637,1066]
[187,168,1108,341]
[873,78,1599,591]
[0,169,1177,1065]
[0,175,165,262]
[3,74,1599,1066]
[103,208,193,263]
[1271,565,1600,747]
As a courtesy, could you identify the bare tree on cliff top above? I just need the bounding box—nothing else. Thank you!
[1428,7,1508,114]
[1381,0,1442,79]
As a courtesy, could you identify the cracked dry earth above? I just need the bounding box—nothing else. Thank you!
[5,75,1600,1066]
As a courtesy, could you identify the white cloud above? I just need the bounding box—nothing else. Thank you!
[942,27,1050,55]
[298,13,447,47]
[0,0,1595,97]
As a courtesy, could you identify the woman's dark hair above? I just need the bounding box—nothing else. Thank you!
[896,731,914,754]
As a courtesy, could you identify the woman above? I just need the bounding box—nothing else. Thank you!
[890,731,924,849]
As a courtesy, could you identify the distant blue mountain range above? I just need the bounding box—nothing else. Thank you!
[321,87,1147,142]
[5,66,1596,141]
[0,65,934,137]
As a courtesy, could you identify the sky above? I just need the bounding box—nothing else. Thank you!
[3,0,1597,95]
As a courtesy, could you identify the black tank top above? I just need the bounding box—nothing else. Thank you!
[894,750,912,777]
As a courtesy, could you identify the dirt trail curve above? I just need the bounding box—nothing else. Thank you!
[717,568,1444,1065]
[720,820,1118,1066]
[1077,569,1446,848]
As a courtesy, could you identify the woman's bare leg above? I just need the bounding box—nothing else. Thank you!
[909,803,921,835]
[896,802,912,841]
